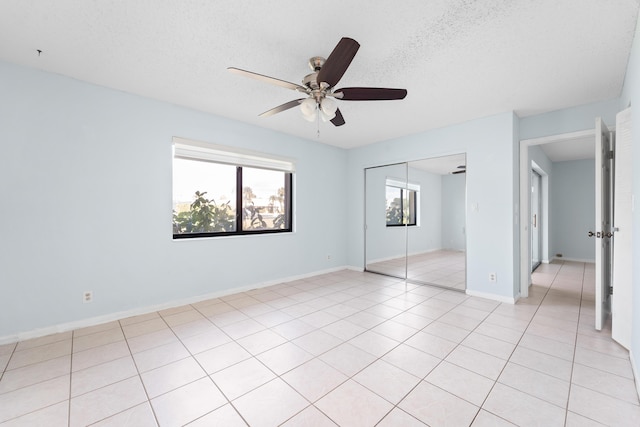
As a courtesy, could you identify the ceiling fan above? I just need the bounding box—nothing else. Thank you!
[228,37,407,126]
[451,165,466,174]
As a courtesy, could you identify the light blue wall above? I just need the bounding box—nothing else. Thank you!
[619,14,640,389]
[441,173,466,251]
[407,167,442,255]
[348,112,519,299]
[520,98,620,140]
[550,160,595,261]
[0,60,348,339]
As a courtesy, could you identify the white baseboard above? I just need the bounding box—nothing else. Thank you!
[346,265,364,272]
[465,289,517,304]
[367,248,448,265]
[0,265,350,345]
[366,253,407,264]
[552,257,595,263]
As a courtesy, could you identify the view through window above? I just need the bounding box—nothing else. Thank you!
[172,140,293,238]
[385,185,417,226]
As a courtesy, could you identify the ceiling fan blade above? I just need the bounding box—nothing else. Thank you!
[259,99,306,117]
[334,87,407,101]
[228,67,307,92]
[330,108,346,126]
[316,38,360,88]
[452,170,466,174]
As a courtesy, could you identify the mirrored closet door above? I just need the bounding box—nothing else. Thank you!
[365,154,467,291]
[364,163,409,279]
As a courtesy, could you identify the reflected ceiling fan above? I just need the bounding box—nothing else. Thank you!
[451,165,466,174]
[228,37,407,126]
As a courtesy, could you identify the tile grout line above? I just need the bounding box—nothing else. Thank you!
[0,342,18,384]
[562,262,586,426]
[67,330,74,427]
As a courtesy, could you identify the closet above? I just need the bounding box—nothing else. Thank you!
[364,154,467,291]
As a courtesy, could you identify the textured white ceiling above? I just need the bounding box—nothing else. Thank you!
[411,154,467,176]
[0,0,638,149]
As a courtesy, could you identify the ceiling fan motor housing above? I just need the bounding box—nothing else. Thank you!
[303,72,320,90]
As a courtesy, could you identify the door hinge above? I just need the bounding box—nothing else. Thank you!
[609,286,613,295]
[607,150,615,160]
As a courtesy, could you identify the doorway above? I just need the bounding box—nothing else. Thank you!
[519,129,594,298]
[519,112,633,348]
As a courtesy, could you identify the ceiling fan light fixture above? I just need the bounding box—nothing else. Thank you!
[320,97,337,120]
[302,111,317,122]
[300,97,317,120]
[320,110,333,122]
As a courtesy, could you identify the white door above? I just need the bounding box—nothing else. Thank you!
[531,170,542,271]
[594,117,613,331]
[612,107,633,348]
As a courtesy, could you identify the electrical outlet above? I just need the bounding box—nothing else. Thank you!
[83,291,93,303]
[326,254,332,260]
[488,273,497,283]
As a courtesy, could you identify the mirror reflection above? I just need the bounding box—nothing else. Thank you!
[365,163,408,279]
[365,154,466,291]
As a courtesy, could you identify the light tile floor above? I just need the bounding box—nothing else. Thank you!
[1,261,639,426]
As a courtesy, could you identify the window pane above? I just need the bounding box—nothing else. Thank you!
[242,167,289,231]
[386,186,403,225]
[172,158,237,234]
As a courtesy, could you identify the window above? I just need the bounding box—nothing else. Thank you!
[385,178,418,226]
[172,138,294,238]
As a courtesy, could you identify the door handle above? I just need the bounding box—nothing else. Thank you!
[588,231,595,237]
